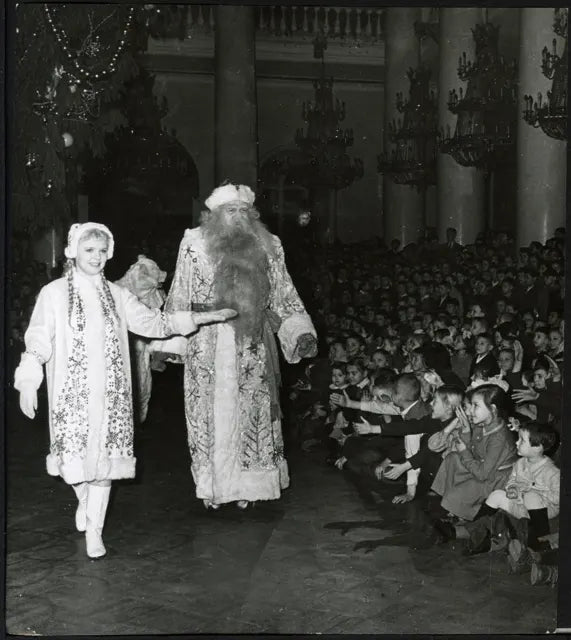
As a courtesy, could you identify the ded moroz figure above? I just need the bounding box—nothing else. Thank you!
[152,183,318,510]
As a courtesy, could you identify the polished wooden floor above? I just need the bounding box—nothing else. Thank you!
[6,367,558,635]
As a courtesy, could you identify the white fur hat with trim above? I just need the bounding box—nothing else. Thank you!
[64,222,115,260]
[204,183,255,211]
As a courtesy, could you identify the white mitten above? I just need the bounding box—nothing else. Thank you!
[19,384,38,419]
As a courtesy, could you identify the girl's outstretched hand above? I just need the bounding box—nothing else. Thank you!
[196,308,238,324]
[19,385,37,420]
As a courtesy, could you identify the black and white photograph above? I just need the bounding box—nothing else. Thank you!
[4,2,568,635]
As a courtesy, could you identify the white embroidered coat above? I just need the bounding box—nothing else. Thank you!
[156,228,316,503]
[14,272,183,485]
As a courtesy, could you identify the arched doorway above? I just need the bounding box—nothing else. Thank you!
[86,129,199,279]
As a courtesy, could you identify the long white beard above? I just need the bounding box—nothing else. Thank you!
[202,216,271,342]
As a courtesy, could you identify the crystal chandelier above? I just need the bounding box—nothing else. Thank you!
[294,31,364,189]
[439,21,518,171]
[523,8,567,140]
[377,67,438,190]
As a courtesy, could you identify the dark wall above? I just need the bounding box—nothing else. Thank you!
[154,72,384,243]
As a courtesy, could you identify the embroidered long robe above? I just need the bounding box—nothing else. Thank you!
[161,227,316,503]
[14,271,177,484]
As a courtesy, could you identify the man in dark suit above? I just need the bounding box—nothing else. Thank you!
[441,227,462,262]
[520,267,550,321]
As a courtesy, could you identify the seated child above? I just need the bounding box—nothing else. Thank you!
[431,384,518,525]
[460,423,559,560]
[327,359,369,464]
[469,332,498,378]
[497,348,523,391]
[381,385,465,503]
[548,327,564,364]
[468,359,501,390]
[368,348,393,377]
[450,334,473,387]
[329,369,399,474]
[512,356,562,427]
[368,373,431,494]
[326,362,349,452]
[340,357,370,431]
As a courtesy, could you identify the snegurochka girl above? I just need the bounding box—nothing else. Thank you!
[14,223,235,559]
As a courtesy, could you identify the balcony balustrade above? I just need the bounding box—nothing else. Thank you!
[149,5,385,43]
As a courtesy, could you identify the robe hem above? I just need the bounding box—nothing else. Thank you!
[194,460,290,503]
[46,454,136,484]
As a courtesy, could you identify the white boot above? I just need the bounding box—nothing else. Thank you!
[85,484,111,559]
[72,482,88,532]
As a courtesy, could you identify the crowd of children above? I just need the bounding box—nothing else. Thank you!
[286,227,564,587]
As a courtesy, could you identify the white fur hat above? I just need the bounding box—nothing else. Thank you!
[64,222,115,260]
[204,183,255,211]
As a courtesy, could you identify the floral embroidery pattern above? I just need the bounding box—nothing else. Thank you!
[51,272,89,459]
[165,231,296,476]
[100,288,133,455]
[238,338,280,471]
[50,269,133,466]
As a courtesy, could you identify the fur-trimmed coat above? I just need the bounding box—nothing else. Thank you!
[14,272,178,484]
[155,227,316,503]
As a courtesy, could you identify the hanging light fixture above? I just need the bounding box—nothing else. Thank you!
[377,67,438,190]
[523,7,567,140]
[439,20,518,171]
[293,30,364,190]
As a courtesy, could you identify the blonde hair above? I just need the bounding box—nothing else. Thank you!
[434,385,464,410]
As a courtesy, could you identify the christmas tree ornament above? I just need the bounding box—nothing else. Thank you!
[25,152,39,168]
[62,132,74,148]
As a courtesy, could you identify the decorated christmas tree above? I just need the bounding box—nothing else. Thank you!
[12,3,150,236]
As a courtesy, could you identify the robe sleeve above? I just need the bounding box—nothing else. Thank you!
[121,287,197,338]
[148,235,194,358]
[268,238,316,363]
[164,235,193,314]
[14,286,55,392]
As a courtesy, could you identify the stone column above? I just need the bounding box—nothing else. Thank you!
[214,6,257,187]
[383,7,424,247]
[517,8,567,248]
[437,8,486,244]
